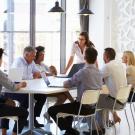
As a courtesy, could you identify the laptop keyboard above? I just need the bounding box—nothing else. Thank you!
[48,77,69,87]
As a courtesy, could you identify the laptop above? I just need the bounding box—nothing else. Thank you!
[57,63,85,78]
[41,72,68,88]
[8,68,23,83]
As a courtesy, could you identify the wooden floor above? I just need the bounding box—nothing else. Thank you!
[0,102,135,135]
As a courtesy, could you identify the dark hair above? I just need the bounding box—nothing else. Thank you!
[0,48,4,59]
[104,48,116,60]
[79,32,94,47]
[35,46,45,60]
[85,47,98,64]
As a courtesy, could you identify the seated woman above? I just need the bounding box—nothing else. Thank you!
[0,48,28,135]
[35,46,74,123]
[111,50,135,126]
[122,51,135,102]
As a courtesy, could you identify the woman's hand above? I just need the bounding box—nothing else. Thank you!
[49,66,57,76]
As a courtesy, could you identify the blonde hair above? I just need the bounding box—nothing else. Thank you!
[123,51,135,66]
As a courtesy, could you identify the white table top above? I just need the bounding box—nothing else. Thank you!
[3,78,68,94]
[3,78,109,95]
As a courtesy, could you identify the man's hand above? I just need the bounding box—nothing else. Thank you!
[16,81,27,90]
[5,98,16,107]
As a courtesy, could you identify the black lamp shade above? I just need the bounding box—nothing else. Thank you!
[78,8,94,15]
[79,0,94,15]
[48,1,64,13]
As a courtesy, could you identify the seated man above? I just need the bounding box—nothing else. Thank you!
[0,48,28,135]
[48,47,103,135]
[4,46,46,127]
[98,48,127,124]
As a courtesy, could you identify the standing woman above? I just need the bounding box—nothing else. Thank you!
[122,51,135,102]
[64,32,94,73]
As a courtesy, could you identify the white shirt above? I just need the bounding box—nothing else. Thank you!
[70,42,86,63]
[12,57,39,80]
[126,65,135,87]
[101,60,127,97]
[35,63,49,73]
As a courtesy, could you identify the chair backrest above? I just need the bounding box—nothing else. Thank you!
[81,90,100,105]
[101,85,109,94]
[77,90,100,117]
[116,84,132,103]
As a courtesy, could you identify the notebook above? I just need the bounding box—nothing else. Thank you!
[8,68,23,83]
[41,72,68,88]
[57,63,85,78]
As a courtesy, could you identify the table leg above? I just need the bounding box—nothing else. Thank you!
[21,93,52,135]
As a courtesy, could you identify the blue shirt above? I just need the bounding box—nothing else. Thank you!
[64,64,102,101]
[12,57,39,80]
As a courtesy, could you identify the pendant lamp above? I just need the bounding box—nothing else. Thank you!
[48,1,64,13]
[79,0,94,15]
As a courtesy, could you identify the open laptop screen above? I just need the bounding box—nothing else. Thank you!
[41,72,68,88]
[57,63,85,78]
[67,63,85,78]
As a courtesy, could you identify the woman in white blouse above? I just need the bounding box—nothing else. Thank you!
[122,51,135,102]
[64,32,94,73]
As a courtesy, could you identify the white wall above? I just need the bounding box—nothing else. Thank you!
[89,0,135,65]
[89,0,112,67]
[111,0,135,53]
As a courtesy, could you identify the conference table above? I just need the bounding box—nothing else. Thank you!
[3,78,69,135]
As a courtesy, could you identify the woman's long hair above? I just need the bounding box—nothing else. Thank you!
[75,32,94,48]
[123,51,135,66]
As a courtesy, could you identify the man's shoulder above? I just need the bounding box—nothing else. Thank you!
[81,65,99,74]
[14,57,23,62]
[106,60,120,66]
[106,60,126,72]
[12,57,25,67]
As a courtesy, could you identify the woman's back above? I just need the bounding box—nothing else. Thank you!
[127,65,135,87]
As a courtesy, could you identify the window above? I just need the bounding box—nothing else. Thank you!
[0,0,7,49]
[36,0,61,71]
[66,0,80,64]
[0,0,80,72]
[0,0,30,70]
[13,0,30,57]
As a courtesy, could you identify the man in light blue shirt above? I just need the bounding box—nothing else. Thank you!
[5,46,46,128]
[12,56,39,80]
[48,47,103,135]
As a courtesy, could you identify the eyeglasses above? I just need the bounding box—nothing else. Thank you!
[39,52,45,56]
[78,38,85,41]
